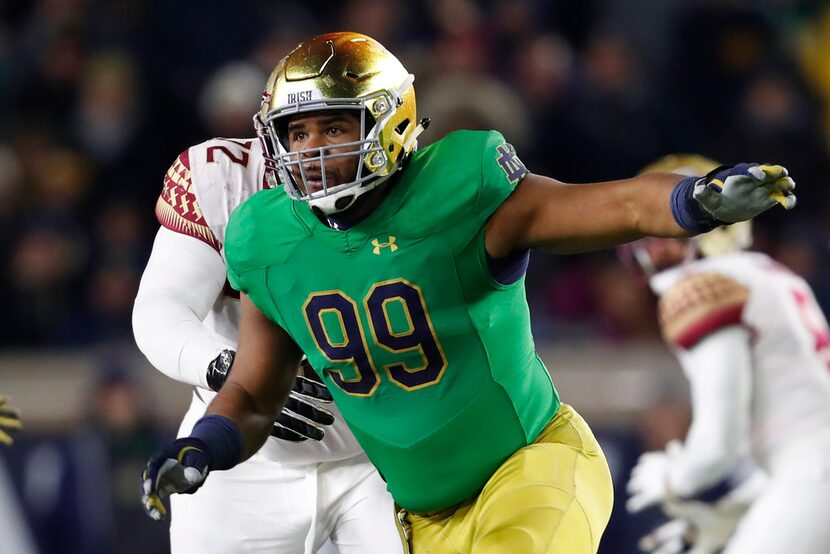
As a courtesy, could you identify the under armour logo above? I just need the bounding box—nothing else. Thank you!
[372,236,398,255]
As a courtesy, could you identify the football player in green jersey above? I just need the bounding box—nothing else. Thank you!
[141,32,796,553]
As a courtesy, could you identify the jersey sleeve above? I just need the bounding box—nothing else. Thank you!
[667,326,753,496]
[659,272,749,349]
[225,211,247,294]
[476,131,529,217]
[226,263,244,294]
[224,193,288,327]
[155,150,222,252]
[224,193,260,294]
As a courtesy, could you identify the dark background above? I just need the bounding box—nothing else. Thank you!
[1,0,829,551]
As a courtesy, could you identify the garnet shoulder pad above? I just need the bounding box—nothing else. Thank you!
[659,272,749,349]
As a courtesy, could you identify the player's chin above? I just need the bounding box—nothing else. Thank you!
[308,175,345,195]
[305,179,324,194]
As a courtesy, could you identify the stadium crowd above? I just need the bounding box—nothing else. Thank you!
[1,0,830,552]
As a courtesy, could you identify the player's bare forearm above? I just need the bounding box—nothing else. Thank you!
[206,381,289,459]
[206,293,302,458]
[486,172,687,257]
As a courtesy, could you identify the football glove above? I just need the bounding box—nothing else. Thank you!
[693,163,796,223]
[141,437,210,521]
[639,497,743,554]
[271,367,334,442]
[0,396,22,446]
[207,352,335,442]
[638,518,689,554]
[627,440,683,513]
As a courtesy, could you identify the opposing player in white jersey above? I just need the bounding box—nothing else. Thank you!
[622,155,830,554]
[132,137,404,553]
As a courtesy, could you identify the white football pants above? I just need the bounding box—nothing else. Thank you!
[725,472,830,553]
[170,452,404,554]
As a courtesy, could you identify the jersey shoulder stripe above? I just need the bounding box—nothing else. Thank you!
[659,272,749,349]
[155,149,221,252]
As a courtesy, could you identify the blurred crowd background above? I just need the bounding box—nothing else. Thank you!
[1,0,829,552]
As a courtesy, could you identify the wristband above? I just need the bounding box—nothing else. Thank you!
[670,176,724,234]
[206,349,236,391]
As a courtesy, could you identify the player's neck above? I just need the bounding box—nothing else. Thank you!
[317,174,400,230]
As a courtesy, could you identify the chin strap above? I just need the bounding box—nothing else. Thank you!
[317,171,395,221]
[402,117,431,154]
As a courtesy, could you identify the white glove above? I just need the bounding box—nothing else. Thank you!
[638,487,749,554]
[627,440,683,513]
[693,163,796,222]
[638,518,689,554]
[666,497,743,554]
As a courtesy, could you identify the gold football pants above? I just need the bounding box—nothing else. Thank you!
[398,404,613,553]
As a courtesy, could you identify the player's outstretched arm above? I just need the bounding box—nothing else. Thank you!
[486,164,795,256]
[141,294,302,520]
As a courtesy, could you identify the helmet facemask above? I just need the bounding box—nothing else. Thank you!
[619,238,697,278]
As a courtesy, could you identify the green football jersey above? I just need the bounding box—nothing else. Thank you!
[226,130,560,511]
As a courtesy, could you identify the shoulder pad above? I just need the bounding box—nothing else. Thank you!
[659,272,749,349]
[187,138,266,246]
[155,150,221,251]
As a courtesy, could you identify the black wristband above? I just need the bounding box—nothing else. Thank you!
[670,175,725,234]
[206,349,236,392]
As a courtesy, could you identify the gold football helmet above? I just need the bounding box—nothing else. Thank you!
[638,153,720,179]
[256,32,427,214]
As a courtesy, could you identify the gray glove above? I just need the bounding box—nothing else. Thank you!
[693,163,796,223]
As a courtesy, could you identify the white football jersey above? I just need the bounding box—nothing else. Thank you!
[651,251,830,476]
[159,137,364,465]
